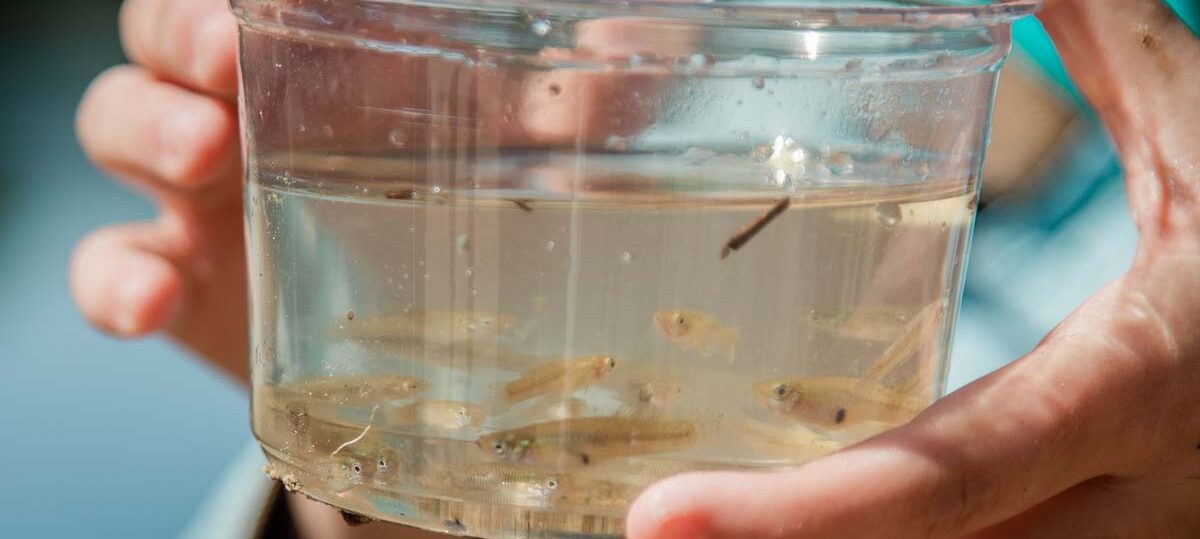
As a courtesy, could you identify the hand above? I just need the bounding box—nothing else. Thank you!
[626,1,1200,537]
[74,0,247,381]
[73,0,674,385]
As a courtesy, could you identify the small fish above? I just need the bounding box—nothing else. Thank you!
[737,417,845,459]
[807,306,917,342]
[476,417,697,469]
[654,309,737,360]
[287,374,427,406]
[433,462,563,500]
[336,437,404,487]
[753,376,924,430]
[863,301,945,386]
[339,309,515,345]
[503,356,616,404]
[381,400,485,430]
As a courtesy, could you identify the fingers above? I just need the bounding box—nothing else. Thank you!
[970,475,1200,538]
[627,285,1166,539]
[70,222,184,338]
[77,65,239,194]
[1040,0,1200,237]
[119,0,239,97]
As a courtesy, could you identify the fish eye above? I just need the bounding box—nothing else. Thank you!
[546,478,558,490]
[351,461,363,475]
[674,313,686,326]
[377,457,388,470]
[773,384,789,398]
[492,440,509,455]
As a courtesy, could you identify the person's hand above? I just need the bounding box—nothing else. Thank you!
[626,1,1200,537]
[72,0,676,385]
[74,0,248,381]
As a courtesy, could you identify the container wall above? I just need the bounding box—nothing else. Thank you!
[237,1,1020,536]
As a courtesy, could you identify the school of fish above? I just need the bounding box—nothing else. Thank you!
[260,303,942,510]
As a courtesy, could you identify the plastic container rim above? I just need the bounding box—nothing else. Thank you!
[231,0,1042,30]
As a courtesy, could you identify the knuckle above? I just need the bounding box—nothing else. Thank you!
[160,99,238,187]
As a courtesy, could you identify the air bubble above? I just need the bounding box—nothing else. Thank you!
[621,252,632,265]
[545,240,556,252]
[605,136,630,152]
[464,268,473,277]
[529,18,551,36]
[874,202,903,227]
[389,129,407,147]
[751,144,772,162]
[431,185,442,194]
[828,152,855,175]
[683,147,716,164]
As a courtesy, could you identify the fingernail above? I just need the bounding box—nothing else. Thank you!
[656,514,712,539]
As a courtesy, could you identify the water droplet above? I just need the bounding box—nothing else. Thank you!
[621,252,632,265]
[751,144,772,162]
[683,147,716,164]
[874,202,903,227]
[529,18,551,36]
[751,76,766,90]
[605,135,629,152]
[772,169,793,187]
[545,240,556,252]
[828,152,855,175]
[917,163,931,179]
[431,185,442,194]
[464,268,473,277]
[389,129,407,147]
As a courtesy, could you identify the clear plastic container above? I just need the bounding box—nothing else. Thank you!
[235,1,1038,536]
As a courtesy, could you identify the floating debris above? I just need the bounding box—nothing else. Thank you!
[721,197,791,260]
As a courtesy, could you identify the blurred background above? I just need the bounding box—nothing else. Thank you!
[0,1,248,537]
[4,0,1196,537]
